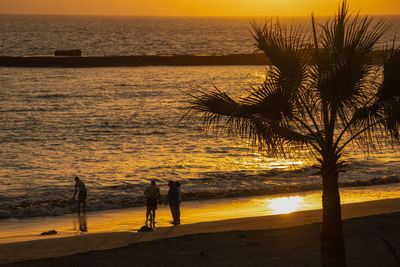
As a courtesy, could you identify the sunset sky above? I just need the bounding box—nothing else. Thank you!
[1,0,400,16]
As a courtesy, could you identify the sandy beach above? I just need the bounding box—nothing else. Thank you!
[1,197,400,266]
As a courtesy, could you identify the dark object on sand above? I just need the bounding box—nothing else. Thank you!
[40,230,57,235]
[54,49,81,56]
[137,225,153,232]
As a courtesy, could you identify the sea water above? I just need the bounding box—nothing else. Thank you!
[1,15,399,56]
[0,15,399,219]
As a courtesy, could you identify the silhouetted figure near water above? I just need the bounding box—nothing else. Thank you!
[72,176,87,213]
[175,181,181,225]
[144,180,160,228]
[166,181,180,225]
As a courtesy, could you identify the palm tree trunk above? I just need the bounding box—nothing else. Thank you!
[320,159,346,267]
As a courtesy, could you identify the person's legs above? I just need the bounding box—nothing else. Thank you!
[169,205,176,223]
[78,191,87,214]
[77,199,81,214]
[176,204,180,224]
[149,209,153,225]
[145,206,150,224]
[151,208,156,227]
[171,205,180,224]
[173,205,180,224]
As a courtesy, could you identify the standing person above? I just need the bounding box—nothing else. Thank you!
[144,180,160,228]
[175,181,181,225]
[72,176,87,214]
[166,180,179,225]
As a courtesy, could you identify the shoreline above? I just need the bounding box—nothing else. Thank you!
[0,50,386,67]
[2,178,400,220]
[1,183,400,244]
[2,198,400,265]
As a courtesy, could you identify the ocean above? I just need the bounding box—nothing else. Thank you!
[1,15,400,56]
[0,15,400,219]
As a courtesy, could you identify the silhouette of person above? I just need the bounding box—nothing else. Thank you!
[144,180,160,228]
[166,180,180,225]
[175,181,181,225]
[72,176,87,213]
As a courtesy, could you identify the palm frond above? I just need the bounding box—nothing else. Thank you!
[379,45,400,102]
[240,78,296,123]
[378,46,400,139]
[186,84,312,154]
[315,1,389,118]
[251,19,308,95]
[335,46,400,150]
[224,113,310,153]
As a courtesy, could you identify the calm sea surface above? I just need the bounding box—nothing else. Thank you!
[1,15,400,56]
[0,15,399,218]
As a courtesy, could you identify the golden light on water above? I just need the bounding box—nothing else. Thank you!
[244,156,307,170]
[268,196,304,214]
[1,0,399,16]
[268,160,305,169]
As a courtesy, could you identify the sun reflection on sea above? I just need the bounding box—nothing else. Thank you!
[267,196,305,214]
[241,155,308,170]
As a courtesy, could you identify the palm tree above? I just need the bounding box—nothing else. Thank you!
[184,1,400,266]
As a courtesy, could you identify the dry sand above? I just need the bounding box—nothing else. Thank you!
[1,198,400,266]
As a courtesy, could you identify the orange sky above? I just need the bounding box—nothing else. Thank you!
[1,0,399,16]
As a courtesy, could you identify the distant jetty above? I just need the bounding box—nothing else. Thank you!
[0,51,385,68]
[0,54,267,67]
[54,49,82,57]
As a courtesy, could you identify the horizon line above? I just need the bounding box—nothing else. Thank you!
[1,12,400,18]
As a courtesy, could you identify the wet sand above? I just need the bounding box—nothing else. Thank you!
[1,198,400,266]
[2,184,400,245]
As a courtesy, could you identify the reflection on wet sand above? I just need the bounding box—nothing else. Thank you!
[79,213,87,232]
[73,213,87,233]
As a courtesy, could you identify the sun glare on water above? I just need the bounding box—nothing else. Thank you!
[268,196,304,214]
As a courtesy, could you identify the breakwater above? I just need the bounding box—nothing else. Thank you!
[0,54,268,68]
[0,50,386,68]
